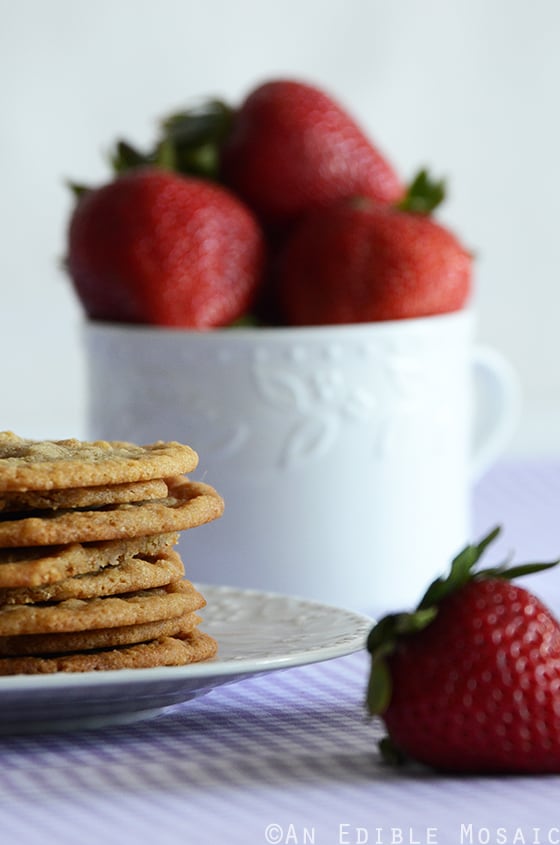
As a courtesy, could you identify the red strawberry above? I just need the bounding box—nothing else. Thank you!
[67,167,264,328]
[219,79,403,227]
[276,171,471,325]
[366,527,560,773]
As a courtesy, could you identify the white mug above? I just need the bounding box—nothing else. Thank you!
[83,309,519,613]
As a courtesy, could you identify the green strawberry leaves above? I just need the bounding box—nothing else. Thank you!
[397,169,446,215]
[417,525,501,609]
[366,525,560,720]
[366,608,437,715]
[111,140,151,174]
[159,99,233,179]
[69,98,234,197]
[107,99,234,182]
[419,526,560,609]
[67,181,91,200]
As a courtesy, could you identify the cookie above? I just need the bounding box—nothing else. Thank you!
[0,433,221,675]
[0,479,223,547]
[0,630,218,674]
[0,612,201,655]
[0,478,170,513]
[0,532,179,588]
[0,432,198,492]
[0,580,204,637]
[0,549,185,604]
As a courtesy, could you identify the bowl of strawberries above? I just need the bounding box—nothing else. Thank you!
[68,79,519,611]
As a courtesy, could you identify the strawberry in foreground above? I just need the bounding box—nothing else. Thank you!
[67,167,264,327]
[277,170,471,325]
[366,527,560,774]
[219,78,404,228]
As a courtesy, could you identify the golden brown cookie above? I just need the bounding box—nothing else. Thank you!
[0,611,201,656]
[0,478,169,512]
[0,433,221,675]
[0,580,205,637]
[0,630,218,674]
[0,479,223,547]
[0,432,198,492]
[0,532,179,588]
[0,549,185,604]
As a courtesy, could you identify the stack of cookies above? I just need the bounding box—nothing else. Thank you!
[0,432,224,675]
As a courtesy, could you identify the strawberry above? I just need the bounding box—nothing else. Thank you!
[366,527,560,774]
[276,171,472,325]
[93,81,404,325]
[218,79,404,227]
[66,167,264,327]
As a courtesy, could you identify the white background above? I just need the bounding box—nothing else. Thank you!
[1,0,558,455]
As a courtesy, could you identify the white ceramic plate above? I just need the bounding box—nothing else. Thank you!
[0,585,372,733]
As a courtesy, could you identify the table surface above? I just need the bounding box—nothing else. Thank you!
[2,459,560,845]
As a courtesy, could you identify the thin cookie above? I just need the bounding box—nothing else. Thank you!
[0,549,185,604]
[0,478,169,513]
[0,532,179,588]
[0,479,224,547]
[0,432,198,492]
[0,580,205,637]
[0,612,202,655]
[0,630,218,674]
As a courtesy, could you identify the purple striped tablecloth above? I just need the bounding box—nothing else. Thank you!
[1,459,560,845]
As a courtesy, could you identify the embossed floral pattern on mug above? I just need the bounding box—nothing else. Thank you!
[251,337,456,469]
[253,348,375,469]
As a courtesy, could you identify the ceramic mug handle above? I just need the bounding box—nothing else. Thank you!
[471,345,521,481]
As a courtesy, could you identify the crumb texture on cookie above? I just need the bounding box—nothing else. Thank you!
[0,432,198,491]
[0,549,186,604]
[0,532,179,588]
